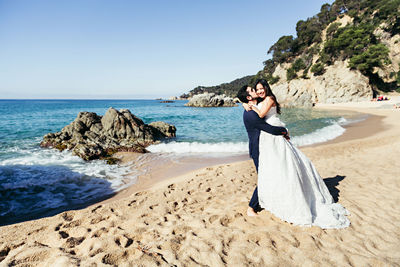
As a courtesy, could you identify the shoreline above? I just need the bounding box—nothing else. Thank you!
[103,106,383,205]
[0,104,371,226]
[1,101,399,265]
[103,153,249,204]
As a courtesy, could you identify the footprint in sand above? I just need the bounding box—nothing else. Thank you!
[90,215,108,224]
[114,235,134,248]
[91,205,102,213]
[219,216,232,227]
[61,212,74,222]
[91,227,109,238]
[59,231,69,239]
[0,247,11,262]
[65,237,85,248]
[128,199,137,206]
[208,215,219,224]
[63,220,81,228]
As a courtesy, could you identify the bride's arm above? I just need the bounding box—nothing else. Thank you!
[251,97,274,118]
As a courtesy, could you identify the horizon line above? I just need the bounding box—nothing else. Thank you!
[0,98,187,100]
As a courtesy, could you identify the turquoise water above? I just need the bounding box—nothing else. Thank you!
[0,99,358,225]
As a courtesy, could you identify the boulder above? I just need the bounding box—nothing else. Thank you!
[40,108,176,162]
[185,93,237,107]
[148,121,177,139]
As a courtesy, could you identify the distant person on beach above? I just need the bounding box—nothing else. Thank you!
[238,79,350,228]
[373,95,389,101]
[236,85,288,217]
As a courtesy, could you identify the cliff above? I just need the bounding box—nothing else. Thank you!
[184,0,400,107]
[268,14,400,107]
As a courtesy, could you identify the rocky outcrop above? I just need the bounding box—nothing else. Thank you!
[268,17,397,107]
[148,121,177,139]
[185,93,237,107]
[271,61,373,107]
[374,28,400,83]
[40,107,176,162]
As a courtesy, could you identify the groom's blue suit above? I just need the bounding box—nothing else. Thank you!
[243,109,287,212]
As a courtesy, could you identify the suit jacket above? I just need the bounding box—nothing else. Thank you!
[243,110,287,171]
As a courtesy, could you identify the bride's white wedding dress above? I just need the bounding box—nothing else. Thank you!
[257,104,350,229]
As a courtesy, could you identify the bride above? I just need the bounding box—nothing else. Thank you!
[246,79,350,229]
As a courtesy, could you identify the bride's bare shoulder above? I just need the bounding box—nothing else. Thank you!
[263,96,276,106]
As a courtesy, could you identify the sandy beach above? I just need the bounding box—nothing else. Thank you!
[1,101,399,266]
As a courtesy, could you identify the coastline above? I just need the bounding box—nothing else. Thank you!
[103,105,384,205]
[1,101,399,265]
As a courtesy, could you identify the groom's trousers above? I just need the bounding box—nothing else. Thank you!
[249,157,263,212]
[249,187,263,212]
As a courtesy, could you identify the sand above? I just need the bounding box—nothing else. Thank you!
[1,101,399,266]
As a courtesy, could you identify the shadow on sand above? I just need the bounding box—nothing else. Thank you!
[0,164,116,227]
[323,175,346,203]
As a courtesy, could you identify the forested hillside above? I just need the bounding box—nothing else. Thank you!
[180,75,253,98]
[184,0,400,100]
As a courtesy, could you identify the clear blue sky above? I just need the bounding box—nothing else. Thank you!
[0,0,333,99]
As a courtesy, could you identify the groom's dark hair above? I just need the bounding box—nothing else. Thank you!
[237,85,250,103]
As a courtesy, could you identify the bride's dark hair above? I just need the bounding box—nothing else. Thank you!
[254,79,281,114]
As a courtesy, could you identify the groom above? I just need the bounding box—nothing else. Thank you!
[237,85,288,216]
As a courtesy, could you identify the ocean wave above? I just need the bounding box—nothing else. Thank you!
[337,114,368,126]
[0,164,116,222]
[148,117,351,153]
[0,146,139,224]
[147,141,248,154]
[0,147,136,190]
[290,115,366,147]
[291,123,345,147]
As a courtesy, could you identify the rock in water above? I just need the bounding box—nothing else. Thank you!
[40,107,176,162]
[185,93,237,107]
[148,121,177,139]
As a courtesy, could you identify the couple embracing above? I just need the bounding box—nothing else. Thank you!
[237,79,350,229]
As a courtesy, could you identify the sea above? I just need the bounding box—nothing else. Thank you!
[0,99,364,225]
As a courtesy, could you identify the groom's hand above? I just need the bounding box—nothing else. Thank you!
[242,103,251,111]
[283,129,290,140]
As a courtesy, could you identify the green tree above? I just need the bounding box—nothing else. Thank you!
[311,63,325,76]
[296,18,323,50]
[322,23,376,61]
[292,58,307,72]
[348,44,390,74]
[318,3,333,25]
[326,22,341,39]
[262,59,276,75]
[268,35,297,63]
[374,0,400,35]
[266,74,280,85]
[286,67,297,81]
[397,71,400,92]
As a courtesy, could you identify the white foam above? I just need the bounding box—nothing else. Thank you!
[292,121,346,147]
[0,146,143,220]
[148,117,351,153]
[338,114,368,126]
[147,141,248,154]
[0,147,135,190]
